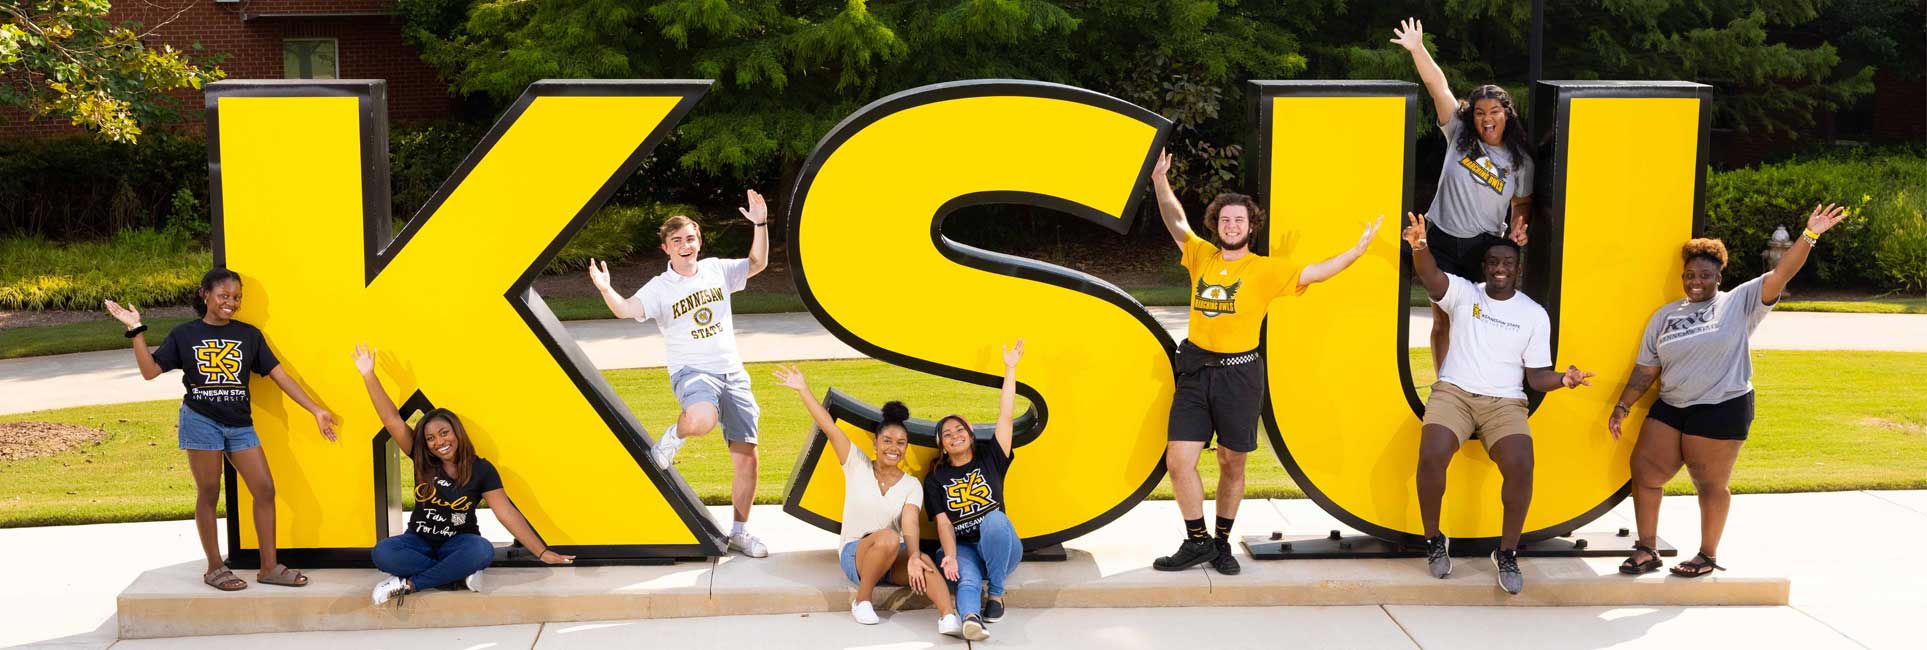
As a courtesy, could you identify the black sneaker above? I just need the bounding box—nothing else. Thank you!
[1210,537,1241,575]
[983,598,1006,623]
[1152,537,1220,571]
[1425,535,1452,579]
[1492,549,1524,595]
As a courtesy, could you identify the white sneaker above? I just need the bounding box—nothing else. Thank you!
[728,532,769,558]
[464,569,484,592]
[371,576,409,606]
[938,613,963,637]
[651,425,683,468]
[851,600,880,625]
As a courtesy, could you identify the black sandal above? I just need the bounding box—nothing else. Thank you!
[1670,551,1725,578]
[1619,544,1662,575]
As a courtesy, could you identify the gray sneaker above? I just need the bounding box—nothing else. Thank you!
[1492,549,1523,595]
[1425,535,1451,578]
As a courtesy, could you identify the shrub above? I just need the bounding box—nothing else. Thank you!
[547,202,701,272]
[1871,190,1927,292]
[0,229,211,310]
[1705,149,1927,290]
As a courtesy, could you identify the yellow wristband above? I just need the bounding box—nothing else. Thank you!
[1802,228,1820,242]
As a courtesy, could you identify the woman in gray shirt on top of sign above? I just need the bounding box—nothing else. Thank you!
[1393,17,1535,372]
[1607,203,1848,578]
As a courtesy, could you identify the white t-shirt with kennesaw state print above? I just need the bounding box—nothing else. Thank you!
[1435,273,1552,400]
[625,257,751,376]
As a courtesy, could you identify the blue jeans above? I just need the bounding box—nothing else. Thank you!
[371,532,494,591]
[176,405,260,452]
[937,510,1022,618]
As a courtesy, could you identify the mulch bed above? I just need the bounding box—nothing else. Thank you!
[0,421,108,461]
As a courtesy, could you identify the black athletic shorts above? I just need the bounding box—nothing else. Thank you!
[1426,221,1506,280]
[1167,340,1265,453]
[1649,391,1754,441]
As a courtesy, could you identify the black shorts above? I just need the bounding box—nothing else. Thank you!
[1650,391,1754,441]
[1426,221,1505,280]
[1167,341,1265,453]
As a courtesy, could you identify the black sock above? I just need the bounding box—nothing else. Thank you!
[1184,518,1209,541]
[1215,516,1235,541]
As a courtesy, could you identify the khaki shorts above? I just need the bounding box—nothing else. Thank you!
[1424,382,1530,448]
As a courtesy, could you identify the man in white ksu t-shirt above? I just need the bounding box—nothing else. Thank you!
[588,190,772,558]
[1400,213,1594,595]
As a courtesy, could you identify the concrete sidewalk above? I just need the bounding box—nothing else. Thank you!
[6,491,1925,649]
[5,307,1925,416]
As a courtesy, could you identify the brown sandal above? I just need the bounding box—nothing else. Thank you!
[203,565,248,591]
[256,563,310,587]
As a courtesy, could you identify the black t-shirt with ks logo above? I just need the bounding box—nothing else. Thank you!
[924,441,1013,545]
[153,320,280,427]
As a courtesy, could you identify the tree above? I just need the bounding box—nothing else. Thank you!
[0,0,223,142]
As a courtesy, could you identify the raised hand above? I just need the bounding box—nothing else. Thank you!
[1003,338,1025,368]
[587,259,613,291]
[104,300,142,329]
[315,410,338,442]
[738,189,768,225]
[1806,203,1848,236]
[771,364,809,393]
[1153,149,1173,181]
[1401,213,1429,250]
[1509,220,1529,247]
[352,343,378,377]
[1391,17,1426,52]
[1353,215,1385,253]
[1562,365,1596,389]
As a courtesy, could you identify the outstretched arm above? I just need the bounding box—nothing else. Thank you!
[353,344,416,456]
[1393,17,1457,127]
[1761,203,1848,304]
[1527,365,1594,393]
[1151,150,1194,248]
[1296,215,1384,289]
[740,189,771,278]
[268,366,338,442]
[772,365,852,465]
[104,300,164,380]
[588,259,642,320]
[994,339,1023,456]
[1608,364,1660,439]
[1401,213,1449,300]
[482,490,575,565]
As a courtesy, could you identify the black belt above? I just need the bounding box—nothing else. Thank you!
[1176,340,1261,375]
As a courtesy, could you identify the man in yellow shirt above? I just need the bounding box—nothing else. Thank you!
[1148,151,1382,574]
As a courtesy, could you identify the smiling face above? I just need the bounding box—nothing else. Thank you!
[661,224,702,271]
[201,279,242,324]
[938,416,972,458]
[1482,243,1521,294]
[875,424,909,467]
[422,416,461,464]
[1471,97,1508,147]
[1682,257,1722,302]
[1216,204,1252,251]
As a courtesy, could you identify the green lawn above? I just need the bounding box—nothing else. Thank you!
[4,351,1924,528]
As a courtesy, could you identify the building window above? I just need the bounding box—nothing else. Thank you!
[283,39,339,80]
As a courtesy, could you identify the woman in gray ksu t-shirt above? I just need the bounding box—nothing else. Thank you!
[1605,204,1850,579]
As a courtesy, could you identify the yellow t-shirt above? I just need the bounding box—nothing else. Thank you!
[1181,233,1306,353]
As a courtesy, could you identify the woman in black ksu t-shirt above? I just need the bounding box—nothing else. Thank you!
[925,338,1026,642]
[353,344,575,606]
[105,268,338,592]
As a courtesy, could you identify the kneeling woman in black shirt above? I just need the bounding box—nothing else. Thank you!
[352,344,574,605]
[927,339,1026,641]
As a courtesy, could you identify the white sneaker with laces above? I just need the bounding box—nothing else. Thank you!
[371,576,409,606]
[851,600,880,625]
[938,613,963,637]
[464,569,485,592]
[651,425,683,468]
[728,532,769,558]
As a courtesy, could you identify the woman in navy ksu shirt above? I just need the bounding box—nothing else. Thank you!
[353,344,575,606]
[105,268,338,591]
[926,339,1027,642]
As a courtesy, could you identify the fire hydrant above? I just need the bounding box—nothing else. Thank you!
[1763,225,1793,291]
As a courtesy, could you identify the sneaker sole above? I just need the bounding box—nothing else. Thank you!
[1491,554,1522,595]
[964,622,989,641]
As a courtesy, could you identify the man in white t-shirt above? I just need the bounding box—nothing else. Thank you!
[588,190,772,558]
[1401,213,1594,595]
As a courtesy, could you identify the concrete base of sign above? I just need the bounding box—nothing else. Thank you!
[115,500,1788,640]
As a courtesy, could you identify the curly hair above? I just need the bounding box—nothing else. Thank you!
[1454,85,1531,167]
[1201,193,1266,248]
[1681,238,1728,269]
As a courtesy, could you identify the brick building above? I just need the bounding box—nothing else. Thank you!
[0,0,454,139]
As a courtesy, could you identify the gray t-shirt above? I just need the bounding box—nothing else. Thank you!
[1638,274,1777,407]
[1426,115,1534,239]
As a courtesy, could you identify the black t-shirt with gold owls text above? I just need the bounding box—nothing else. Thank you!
[924,441,1013,545]
[152,319,280,427]
[408,458,504,543]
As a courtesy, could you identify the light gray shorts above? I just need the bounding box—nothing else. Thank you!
[670,367,760,444]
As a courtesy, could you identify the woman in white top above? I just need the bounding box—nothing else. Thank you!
[773,366,960,635]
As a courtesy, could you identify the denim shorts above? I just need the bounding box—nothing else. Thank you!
[839,537,905,586]
[177,405,261,452]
